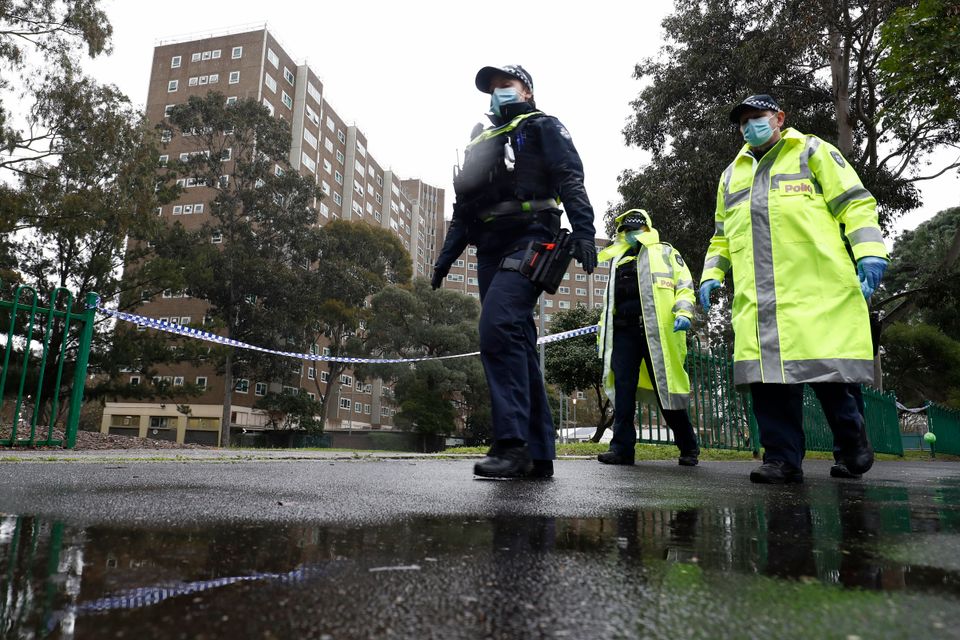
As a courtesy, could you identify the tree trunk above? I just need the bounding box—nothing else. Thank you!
[220,349,233,448]
[829,22,854,156]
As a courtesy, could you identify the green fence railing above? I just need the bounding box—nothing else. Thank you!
[0,284,97,448]
[637,340,903,456]
[928,403,960,456]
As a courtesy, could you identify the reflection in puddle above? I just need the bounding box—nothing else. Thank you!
[3,480,960,638]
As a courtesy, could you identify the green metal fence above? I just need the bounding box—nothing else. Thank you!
[928,403,960,456]
[637,340,903,456]
[0,284,97,448]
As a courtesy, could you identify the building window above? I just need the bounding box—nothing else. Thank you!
[333,192,342,205]
[211,231,222,244]
[170,55,181,68]
[320,371,329,382]
[281,91,293,109]
[594,274,609,282]
[595,288,605,296]
[265,74,277,93]
[196,376,207,388]
[167,80,178,92]
[262,99,274,116]
[334,170,343,185]
[150,416,170,429]
[301,152,316,173]
[576,273,587,281]
[558,286,570,294]
[231,46,242,59]
[337,129,346,144]
[130,375,140,386]
[340,374,352,385]
[354,402,362,413]
[191,52,201,62]
[336,149,344,164]
[211,49,221,59]
[283,67,295,84]
[308,367,316,380]
[340,398,351,410]
[364,404,371,415]
[228,71,240,84]
[202,51,211,61]
[559,300,571,309]
[235,378,249,393]
[576,288,587,296]
[267,48,279,68]
[226,96,237,105]
[221,148,232,161]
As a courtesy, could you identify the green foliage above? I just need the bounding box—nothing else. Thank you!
[884,207,960,339]
[543,305,612,439]
[162,92,326,442]
[879,0,960,157]
[362,278,487,438]
[0,1,113,172]
[882,322,960,408]
[297,220,413,431]
[255,390,325,433]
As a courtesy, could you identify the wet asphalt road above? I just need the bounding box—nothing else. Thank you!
[1,457,959,639]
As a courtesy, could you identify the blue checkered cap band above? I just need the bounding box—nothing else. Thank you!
[475,64,534,93]
[730,94,781,123]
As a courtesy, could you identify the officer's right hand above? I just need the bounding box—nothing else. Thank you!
[571,239,597,275]
[699,280,721,311]
[431,263,451,290]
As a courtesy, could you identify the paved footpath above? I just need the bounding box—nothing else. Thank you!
[0,453,958,639]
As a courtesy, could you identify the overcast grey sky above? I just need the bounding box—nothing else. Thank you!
[87,0,956,239]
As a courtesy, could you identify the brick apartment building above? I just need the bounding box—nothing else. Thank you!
[101,27,446,445]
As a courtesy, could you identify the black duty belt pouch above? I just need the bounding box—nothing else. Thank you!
[501,229,573,294]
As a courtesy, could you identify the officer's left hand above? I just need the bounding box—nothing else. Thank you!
[673,317,691,332]
[857,256,888,300]
[572,239,597,274]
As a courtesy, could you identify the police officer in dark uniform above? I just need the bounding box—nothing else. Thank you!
[432,64,597,478]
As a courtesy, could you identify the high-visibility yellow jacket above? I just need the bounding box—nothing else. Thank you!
[598,210,695,410]
[700,128,888,386]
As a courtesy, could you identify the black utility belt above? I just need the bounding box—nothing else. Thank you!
[499,229,573,295]
[479,199,561,222]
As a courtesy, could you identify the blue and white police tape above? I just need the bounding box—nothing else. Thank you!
[96,305,599,365]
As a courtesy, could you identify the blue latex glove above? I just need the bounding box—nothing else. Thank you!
[673,316,691,332]
[857,257,888,300]
[699,280,721,311]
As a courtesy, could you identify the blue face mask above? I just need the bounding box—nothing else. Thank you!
[490,87,521,117]
[742,115,777,147]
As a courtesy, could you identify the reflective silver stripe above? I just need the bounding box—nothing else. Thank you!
[847,227,884,246]
[675,279,694,291]
[751,139,786,384]
[661,245,674,279]
[703,255,731,273]
[672,300,695,314]
[724,188,750,209]
[782,359,875,385]
[651,271,673,279]
[637,250,683,410]
[715,221,725,237]
[828,185,872,218]
[770,136,820,188]
[733,360,761,386]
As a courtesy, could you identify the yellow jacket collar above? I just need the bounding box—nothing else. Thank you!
[598,228,660,263]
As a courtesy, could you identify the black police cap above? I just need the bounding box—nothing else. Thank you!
[729,94,781,124]
[475,65,534,94]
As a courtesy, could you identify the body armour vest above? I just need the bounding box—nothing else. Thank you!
[453,112,552,217]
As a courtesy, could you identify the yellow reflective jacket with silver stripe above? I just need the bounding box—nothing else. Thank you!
[597,226,695,410]
[700,128,887,386]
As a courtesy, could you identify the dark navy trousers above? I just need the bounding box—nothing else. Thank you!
[610,323,699,457]
[750,382,866,470]
[477,247,556,461]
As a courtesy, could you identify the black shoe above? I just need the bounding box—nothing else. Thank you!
[527,460,554,479]
[598,451,635,465]
[678,454,699,467]
[838,428,874,475]
[474,445,533,478]
[830,462,862,479]
[749,460,804,484]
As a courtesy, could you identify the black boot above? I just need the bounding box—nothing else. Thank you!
[749,460,804,484]
[598,450,634,465]
[830,461,862,479]
[474,444,533,478]
[678,450,700,467]
[838,427,874,475]
[527,460,554,479]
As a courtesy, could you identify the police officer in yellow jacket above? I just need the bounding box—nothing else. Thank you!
[699,94,889,484]
[597,210,700,466]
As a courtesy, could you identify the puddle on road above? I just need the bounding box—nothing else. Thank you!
[3,480,960,639]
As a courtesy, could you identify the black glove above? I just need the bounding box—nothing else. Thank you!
[571,238,597,275]
[431,263,451,290]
